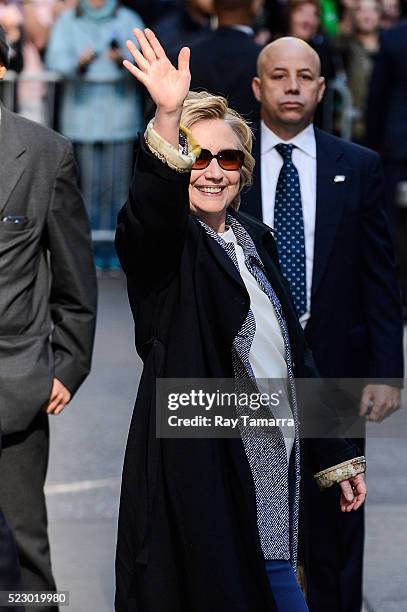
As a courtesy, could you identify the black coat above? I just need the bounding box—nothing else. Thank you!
[115,139,361,612]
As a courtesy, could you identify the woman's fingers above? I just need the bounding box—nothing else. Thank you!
[133,27,157,64]
[144,28,166,60]
[339,479,354,502]
[339,475,367,512]
[352,494,366,511]
[177,46,190,75]
[340,491,357,512]
[122,59,148,85]
[340,480,356,512]
[352,474,367,510]
[126,39,150,72]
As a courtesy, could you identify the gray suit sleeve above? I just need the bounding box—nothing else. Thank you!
[46,141,97,395]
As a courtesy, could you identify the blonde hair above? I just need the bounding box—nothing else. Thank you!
[181,91,255,210]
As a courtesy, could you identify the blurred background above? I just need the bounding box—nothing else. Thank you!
[2,0,407,274]
[1,0,406,609]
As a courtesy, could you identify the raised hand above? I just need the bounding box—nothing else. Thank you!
[124,28,190,115]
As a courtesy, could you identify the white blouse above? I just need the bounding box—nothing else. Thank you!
[220,226,294,461]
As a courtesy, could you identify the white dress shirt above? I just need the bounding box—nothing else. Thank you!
[220,226,294,461]
[260,121,317,326]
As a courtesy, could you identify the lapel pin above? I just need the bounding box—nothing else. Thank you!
[334,175,346,183]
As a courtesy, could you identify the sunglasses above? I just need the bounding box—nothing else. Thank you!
[192,148,245,171]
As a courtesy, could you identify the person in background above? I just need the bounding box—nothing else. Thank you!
[154,0,214,57]
[18,0,77,123]
[0,25,97,611]
[143,0,214,120]
[367,19,407,319]
[0,0,23,71]
[243,36,403,611]
[284,0,338,129]
[121,0,177,26]
[338,0,356,34]
[287,0,337,82]
[188,0,263,121]
[380,0,401,27]
[115,27,367,612]
[46,0,145,270]
[262,0,288,37]
[337,0,381,144]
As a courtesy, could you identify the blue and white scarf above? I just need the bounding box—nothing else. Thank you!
[198,212,301,566]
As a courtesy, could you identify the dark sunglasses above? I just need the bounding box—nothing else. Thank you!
[192,148,245,171]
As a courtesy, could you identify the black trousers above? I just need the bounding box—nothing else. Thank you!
[0,413,58,612]
[304,438,365,612]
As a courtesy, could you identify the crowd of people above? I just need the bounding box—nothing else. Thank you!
[0,0,406,269]
[0,1,406,612]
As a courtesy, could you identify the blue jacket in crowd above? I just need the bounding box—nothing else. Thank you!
[46,0,144,143]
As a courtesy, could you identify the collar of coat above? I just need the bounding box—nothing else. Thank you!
[195,207,275,250]
[197,211,266,268]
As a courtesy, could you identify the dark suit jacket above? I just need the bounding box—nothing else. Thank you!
[0,106,97,435]
[241,125,404,381]
[155,6,211,58]
[367,21,407,161]
[188,27,261,122]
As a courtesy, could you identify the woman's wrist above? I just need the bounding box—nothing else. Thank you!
[154,107,183,148]
[314,456,366,490]
[144,120,200,173]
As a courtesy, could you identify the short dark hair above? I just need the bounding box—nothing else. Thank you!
[0,26,9,69]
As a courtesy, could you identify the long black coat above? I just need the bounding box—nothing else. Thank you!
[115,140,360,612]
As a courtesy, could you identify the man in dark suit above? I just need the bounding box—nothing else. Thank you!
[188,0,263,121]
[367,20,407,317]
[0,29,97,611]
[241,36,404,611]
[155,0,213,58]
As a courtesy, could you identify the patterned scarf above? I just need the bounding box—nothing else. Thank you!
[198,212,300,566]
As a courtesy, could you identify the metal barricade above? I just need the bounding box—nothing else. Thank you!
[1,71,137,268]
[1,69,357,267]
[1,70,61,127]
[321,74,356,141]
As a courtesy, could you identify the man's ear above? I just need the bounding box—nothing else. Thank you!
[317,76,326,103]
[0,65,6,80]
[252,76,262,103]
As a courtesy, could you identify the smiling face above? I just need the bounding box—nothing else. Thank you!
[189,119,241,233]
[252,38,325,137]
